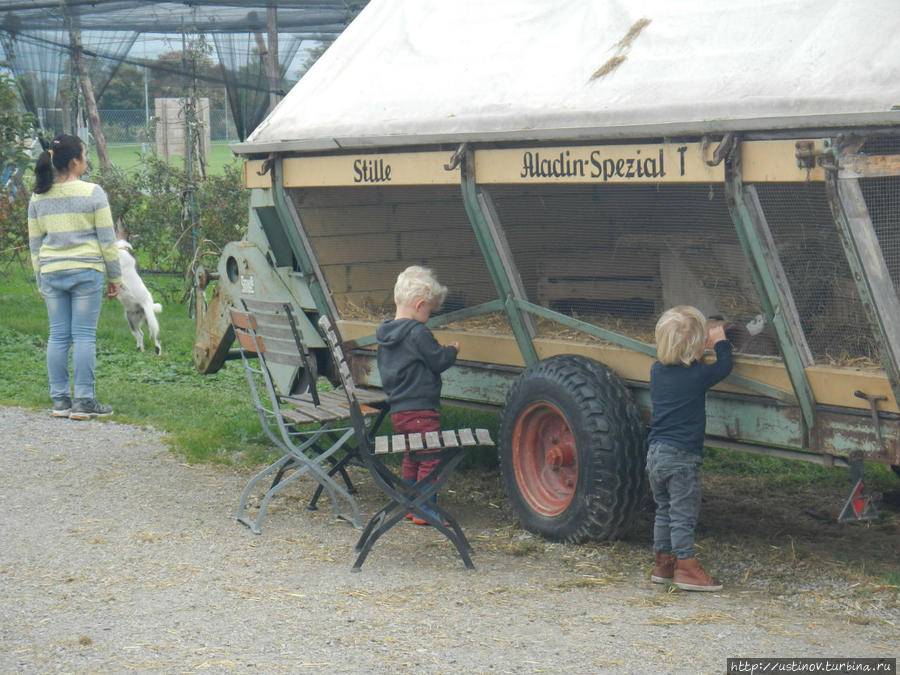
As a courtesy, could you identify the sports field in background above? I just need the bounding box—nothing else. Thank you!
[89,141,241,175]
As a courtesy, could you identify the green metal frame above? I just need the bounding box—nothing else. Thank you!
[328,144,800,405]
[459,147,539,366]
[826,144,900,410]
[262,144,868,418]
[351,299,505,348]
[513,297,794,402]
[723,144,817,432]
[244,142,900,464]
[269,156,338,323]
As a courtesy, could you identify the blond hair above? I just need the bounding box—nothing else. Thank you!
[655,305,706,366]
[393,265,448,309]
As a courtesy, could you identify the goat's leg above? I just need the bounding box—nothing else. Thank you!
[126,310,145,351]
[143,302,162,356]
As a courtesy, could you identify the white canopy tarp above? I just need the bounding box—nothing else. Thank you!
[237,0,900,154]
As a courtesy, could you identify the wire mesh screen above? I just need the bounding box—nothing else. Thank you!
[861,134,900,156]
[0,31,68,126]
[859,133,900,299]
[289,186,500,325]
[860,176,900,297]
[212,33,304,140]
[485,183,769,352]
[753,182,877,365]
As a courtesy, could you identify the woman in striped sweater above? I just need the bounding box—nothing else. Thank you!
[28,134,122,420]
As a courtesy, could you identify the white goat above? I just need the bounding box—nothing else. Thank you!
[116,240,162,355]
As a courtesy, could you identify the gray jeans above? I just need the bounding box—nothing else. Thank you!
[646,441,703,559]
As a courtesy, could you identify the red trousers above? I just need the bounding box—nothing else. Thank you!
[391,410,440,482]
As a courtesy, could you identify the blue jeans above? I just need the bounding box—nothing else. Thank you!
[41,269,104,401]
[646,441,703,559]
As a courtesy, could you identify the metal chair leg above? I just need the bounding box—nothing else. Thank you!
[352,448,474,571]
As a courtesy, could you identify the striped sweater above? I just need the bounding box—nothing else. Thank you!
[28,180,122,286]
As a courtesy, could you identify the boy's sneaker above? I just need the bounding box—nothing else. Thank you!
[70,398,114,420]
[673,558,723,592]
[51,397,72,418]
[651,550,677,584]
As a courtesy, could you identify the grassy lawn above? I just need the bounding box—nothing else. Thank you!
[89,141,241,176]
[0,264,499,468]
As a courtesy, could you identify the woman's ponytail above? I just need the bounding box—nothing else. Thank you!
[33,151,54,194]
[32,134,84,195]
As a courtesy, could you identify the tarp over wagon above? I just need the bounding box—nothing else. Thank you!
[236,0,900,154]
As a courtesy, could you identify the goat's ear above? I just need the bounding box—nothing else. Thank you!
[115,218,128,242]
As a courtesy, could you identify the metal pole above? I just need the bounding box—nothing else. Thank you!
[142,60,150,164]
[267,2,280,112]
[143,63,149,125]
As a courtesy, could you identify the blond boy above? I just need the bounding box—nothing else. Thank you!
[647,306,732,590]
[375,266,459,525]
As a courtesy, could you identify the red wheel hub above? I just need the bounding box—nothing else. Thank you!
[511,401,577,516]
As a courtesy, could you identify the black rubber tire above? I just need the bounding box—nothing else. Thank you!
[499,354,647,543]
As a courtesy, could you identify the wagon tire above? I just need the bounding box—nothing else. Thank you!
[499,355,647,543]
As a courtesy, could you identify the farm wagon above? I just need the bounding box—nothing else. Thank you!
[193,0,900,540]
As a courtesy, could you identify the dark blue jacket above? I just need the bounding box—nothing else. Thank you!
[647,340,733,456]
[376,318,458,413]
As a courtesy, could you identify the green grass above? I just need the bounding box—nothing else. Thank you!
[89,141,240,176]
[703,443,899,491]
[0,265,271,464]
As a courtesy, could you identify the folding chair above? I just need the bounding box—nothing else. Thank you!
[317,316,494,572]
[230,299,386,533]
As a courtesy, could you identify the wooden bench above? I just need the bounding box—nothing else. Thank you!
[229,299,386,533]
[374,428,493,454]
[317,315,494,572]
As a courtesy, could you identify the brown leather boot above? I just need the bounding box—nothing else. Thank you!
[651,551,676,584]
[673,557,723,591]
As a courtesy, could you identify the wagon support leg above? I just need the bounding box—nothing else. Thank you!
[838,450,879,522]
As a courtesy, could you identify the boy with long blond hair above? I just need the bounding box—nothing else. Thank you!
[647,305,732,591]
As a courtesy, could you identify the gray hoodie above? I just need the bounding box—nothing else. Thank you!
[375,318,458,413]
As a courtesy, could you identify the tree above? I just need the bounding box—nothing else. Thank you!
[97,64,146,110]
[299,38,333,78]
[69,25,111,168]
[149,49,226,110]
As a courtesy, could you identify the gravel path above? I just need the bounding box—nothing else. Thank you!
[1,405,896,673]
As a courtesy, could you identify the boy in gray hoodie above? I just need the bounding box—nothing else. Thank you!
[375,266,459,524]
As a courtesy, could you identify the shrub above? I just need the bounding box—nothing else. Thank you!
[95,156,248,273]
[0,72,37,276]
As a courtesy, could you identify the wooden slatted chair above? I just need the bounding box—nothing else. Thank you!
[230,299,386,533]
[317,316,494,572]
